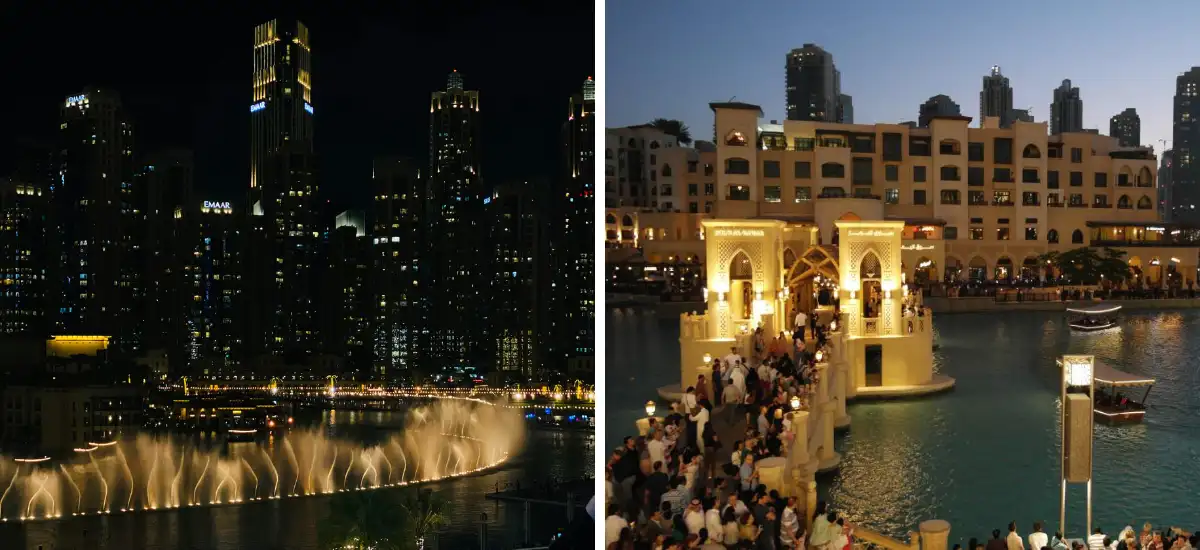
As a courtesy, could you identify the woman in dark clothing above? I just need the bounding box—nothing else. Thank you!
[712,359,724,406]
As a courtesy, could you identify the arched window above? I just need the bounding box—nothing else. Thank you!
[621,215,634,227]
[627,138,637,149]
[662,164,672,177]
[724,130,747,146]
[1047,229,1059,243]
[649,141,660,149]
[1137,195,1153,209]
[1117,195,1131,209]
[605,213,616,224]
[1138,167,1154,187]
[725,158,750,174]
[1071,229,1084,244]
[1022,144,1041,158]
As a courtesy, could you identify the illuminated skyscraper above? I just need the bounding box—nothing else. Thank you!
[0,178,48,336]
[54,88,137,347]
[428,71,482,372]
[980,66,1014,128]
[487,182,538,378]
[247,19,320,358]
[551,77,595,372]
[372,157,428,380]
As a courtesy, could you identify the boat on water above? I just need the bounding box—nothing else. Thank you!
[1056,358,1155,423]
[1066,304,1121,332]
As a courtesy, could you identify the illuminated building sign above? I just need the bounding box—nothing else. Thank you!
[304,102,314,114]
[712,229,766,237]
[202,201,233,214]
[901,244,936,251]
[250,101,266,113]
[847,229,896,237]
[66,94,88,108]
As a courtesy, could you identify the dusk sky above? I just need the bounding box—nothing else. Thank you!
[608,0,1197,151]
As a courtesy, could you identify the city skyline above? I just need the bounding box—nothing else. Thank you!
[607,0,1190,150]
[0,6,592,210]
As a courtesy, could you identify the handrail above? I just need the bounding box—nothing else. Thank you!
[853,525,920,550]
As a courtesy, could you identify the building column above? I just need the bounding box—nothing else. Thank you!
[919,520,952,550]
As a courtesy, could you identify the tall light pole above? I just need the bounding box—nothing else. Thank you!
[1060,355,1095,536]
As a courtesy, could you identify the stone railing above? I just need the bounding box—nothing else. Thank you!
[680,311,710,340]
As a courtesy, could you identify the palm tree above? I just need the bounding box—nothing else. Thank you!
[648,118,692,145]
[319,489,448,550]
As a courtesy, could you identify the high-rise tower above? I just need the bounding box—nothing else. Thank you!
[1172,67,1200,222]
[247,19,320,358]
[554,77,596,373]
[428,71,482,373]
[54,89,137,347]
[372,157,429,380]
[786,45,839,122]
[980,66,1014,128]
[918,95,962,128]
[1051,79,1083,134]
[1110,108,1141,148]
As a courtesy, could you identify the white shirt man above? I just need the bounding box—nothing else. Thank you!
[605,508,628,545]
[1028,525,1048,550]
[1088,530,1107,550]
[723,350,743,370]
[681,391,698,413]
[684,501,705,534]
[690,405,710,443]
[647,433,666,466]
[730,365,746,395]
[705,506,724,543]
[794,311,808,330]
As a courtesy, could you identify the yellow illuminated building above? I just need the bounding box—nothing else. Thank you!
[46,335,110,358]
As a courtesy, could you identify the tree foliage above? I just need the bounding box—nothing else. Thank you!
[320,489,448,550]
[648,118,692,145]
[1042,247,1131,284]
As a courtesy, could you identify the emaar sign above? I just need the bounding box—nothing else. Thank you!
[203,201,231,209]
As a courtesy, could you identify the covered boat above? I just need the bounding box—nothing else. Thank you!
[1057,358,1155,423]
[1066,304,1121,331]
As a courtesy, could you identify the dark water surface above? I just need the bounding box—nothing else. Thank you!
[3,409,593,549]
[607,306,1200,541]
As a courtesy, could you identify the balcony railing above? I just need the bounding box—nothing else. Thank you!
[1068,203,1088,208]
[992,200,1014,206]
[940,199,961,205]
[1047,201,1064,207]
[1093,203,1112,208]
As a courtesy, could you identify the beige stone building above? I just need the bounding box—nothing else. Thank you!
[606,103,1197,286]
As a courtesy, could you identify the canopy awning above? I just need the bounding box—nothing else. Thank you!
[1066,304,1123,315]
[1094,361,1155,387]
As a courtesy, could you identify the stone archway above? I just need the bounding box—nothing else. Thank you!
[913,256,937,284]
[729,251,754,320]
[944,256,963,282]
[784,245,840,323]
[1021,256,1040,281]
[968,256,987,281]
[994,257,1014,281]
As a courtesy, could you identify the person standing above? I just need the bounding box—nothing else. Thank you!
[1007,522,1025,550]
[1029,522,1048,550]
[1089,528,1108,550]
[696,374,710,404]
[711,359,724,406]
[794,310,807,335]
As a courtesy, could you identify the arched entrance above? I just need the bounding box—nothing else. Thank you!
[968,256,987,282]
[944,257,963,282]
[784,245,840,322]
[1128,256,1143,289]
[1021,257,1039,281]
[859,252,883,319]
[729,251,754,320]
[995,257,1013,281]
[913,257,937,284]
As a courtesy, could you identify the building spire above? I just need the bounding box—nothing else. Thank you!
[447,70,464,91]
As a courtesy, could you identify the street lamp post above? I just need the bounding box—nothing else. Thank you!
[1060,354,1095,537]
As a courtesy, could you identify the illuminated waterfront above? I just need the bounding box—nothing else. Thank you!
[0,405,592,549]
[609,306,1200,541]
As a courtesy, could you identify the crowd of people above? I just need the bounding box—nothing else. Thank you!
[963,522,1197,550]
[605,308,857,549]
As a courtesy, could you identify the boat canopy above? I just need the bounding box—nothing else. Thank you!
[1094,361,1155,387]
[1066,304,1123,315]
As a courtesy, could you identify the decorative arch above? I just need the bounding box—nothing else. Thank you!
[1138,166,1153,187]
[968,256,987,281]
[995,257,1014,280]
[1119,166,1134,186]
[913,256,937,284]
[1021,256,1040,280]
[605,213,616,224]
[724,130,747,146]
[782,247,798,270]
[621,215,634,227]
[944,256,963,282]
[1022,144,1042,158]
[1118,194,1131,208]
[661,163,673,177]
[649,140,660,149]
[1137,195,1153,209]
[1072,229,1084,244]
[1047,229,1059,243]
[859,251,882,280]
[783,245,840,316]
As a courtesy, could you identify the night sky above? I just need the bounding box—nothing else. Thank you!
[609,0,1195,151]
[0,3,594,211]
